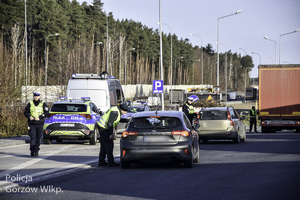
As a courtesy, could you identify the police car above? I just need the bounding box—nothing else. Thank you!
[43,97,101,145]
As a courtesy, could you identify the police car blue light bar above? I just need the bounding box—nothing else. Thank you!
[59,97,68,100]
[81,97,90,101]
[72,74,76,78]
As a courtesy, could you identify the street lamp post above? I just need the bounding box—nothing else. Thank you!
[217,10,242,91]
[265,56,273,64]
[264,36,277,64]
[237,47,247,103]
[190,33,203,85]
[217,42,228,104]
[158,22,172,88]
[89,3,109,73]
[251,52,261,83]
[91,42,102,73]
[193,59,201,85]
[124,48,135,85]
[159,0,164,110]
[45,33,59,103]
[279,29,299,64]
[171,56,183,105]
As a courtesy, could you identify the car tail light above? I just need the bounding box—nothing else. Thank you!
[227,111,234,126]
[171,130,189,137]
[44,130,50,135]
[122,131,138,138]
[83,130,90,135]
[122,150,126,157]
[296,121,300,125]
[80,114,91,120]
[49,114,55,117]
[184,149,189,155]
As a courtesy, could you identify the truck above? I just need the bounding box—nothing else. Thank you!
[258,65,300,133]
[245,87,257,100]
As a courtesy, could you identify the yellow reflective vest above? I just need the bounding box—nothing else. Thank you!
[97,107,121,129]
[185,103,195,114]
[30,101,44,118]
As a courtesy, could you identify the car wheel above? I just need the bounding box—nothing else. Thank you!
[43,138,51,144]
[193,150,200,163]
[89,128,98,145]
[121,160,131,168]
[233,134,240,143]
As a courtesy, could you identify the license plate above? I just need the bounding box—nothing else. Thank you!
[60,124,75,127]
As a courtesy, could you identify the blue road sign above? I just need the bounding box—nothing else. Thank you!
[153,80,163,93]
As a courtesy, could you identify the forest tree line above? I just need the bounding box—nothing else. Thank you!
[0,0,254,136]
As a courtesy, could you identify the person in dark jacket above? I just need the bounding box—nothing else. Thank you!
[182,95,199,124]
[97,104,128,167]
[24,92,49,156]
[249,106,258,133]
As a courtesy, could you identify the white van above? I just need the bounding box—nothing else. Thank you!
[66,72,126,113]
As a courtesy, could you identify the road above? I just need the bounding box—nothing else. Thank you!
[1,131,300,200]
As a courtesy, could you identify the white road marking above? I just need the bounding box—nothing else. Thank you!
[0,145,75,179]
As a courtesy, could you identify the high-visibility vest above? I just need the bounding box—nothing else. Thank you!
[30,101,44,118]
[186,103,195,114]
[97,107,121,129]
[250,109,257,118]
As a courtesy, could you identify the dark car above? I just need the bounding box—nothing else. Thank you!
[120,111,200,168]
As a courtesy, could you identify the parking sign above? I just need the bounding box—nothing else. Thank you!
[153,80,163,93]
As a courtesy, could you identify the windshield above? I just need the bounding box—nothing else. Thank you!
[129,117,182,130]
[200,110,227,120]
[51,104,87,112]
[128,107,144,113]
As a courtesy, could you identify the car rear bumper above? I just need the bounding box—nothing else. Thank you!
[120,142,191,162]
[43,128,94,140]
[199,130,238,140]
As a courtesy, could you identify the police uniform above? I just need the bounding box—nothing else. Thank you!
[249,107,258,133]
[24,93,49,156]
[183,101,196,124]
[97,104,128,167]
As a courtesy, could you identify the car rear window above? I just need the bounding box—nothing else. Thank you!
[200,110,227,120]
[129,117,182,129]
[51,104,87,112]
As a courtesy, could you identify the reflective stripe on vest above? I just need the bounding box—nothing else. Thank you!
[30,101,44,118]
[186,103,195,114]
[98,107,121,129]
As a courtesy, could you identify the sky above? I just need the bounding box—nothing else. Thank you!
[77,0,300,78]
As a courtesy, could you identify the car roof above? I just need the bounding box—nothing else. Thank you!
[132,111,183,118]
[202,107,233,111]
[53,100,91,105]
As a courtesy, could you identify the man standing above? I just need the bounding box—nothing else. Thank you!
[24,92,49,156]
[97,104,128,167]
[182,95,199,124]
[249,106,258,133]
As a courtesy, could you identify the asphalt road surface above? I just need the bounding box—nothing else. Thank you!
[1,131,300,200]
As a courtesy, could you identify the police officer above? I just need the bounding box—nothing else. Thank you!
[183,95,199,124]
[97,104,128,167]
[249,106,258,133]
[24,92,49,156]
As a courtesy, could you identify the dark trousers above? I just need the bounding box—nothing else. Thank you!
[99,129,114,165]
[250,118,257,132]
[29,124,43,153]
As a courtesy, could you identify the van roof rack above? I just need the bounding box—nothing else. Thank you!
[71,71,115,80]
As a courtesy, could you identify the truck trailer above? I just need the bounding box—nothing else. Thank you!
[258,65,300,133]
